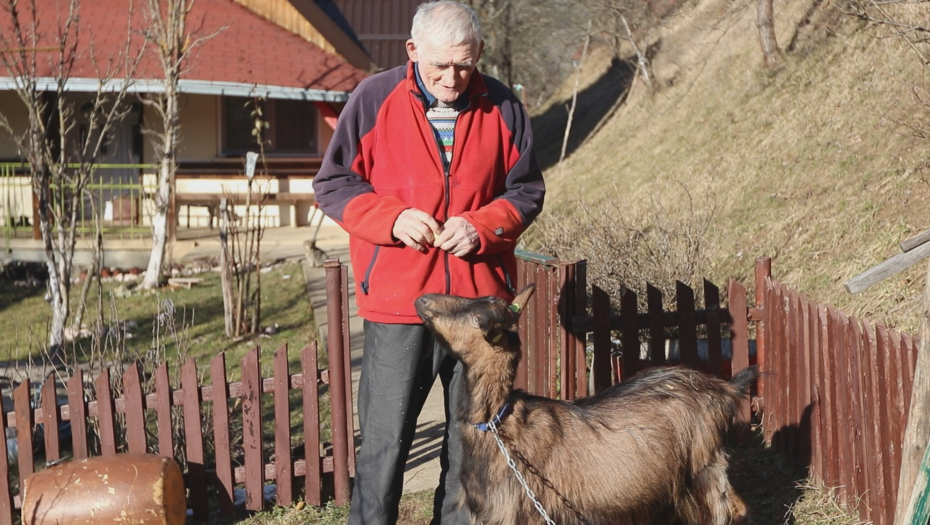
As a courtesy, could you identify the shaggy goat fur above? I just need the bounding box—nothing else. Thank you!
[415,285,753,525]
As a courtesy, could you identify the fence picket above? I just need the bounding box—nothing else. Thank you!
[211,353,235,516]
[41,375,60,463]
[66,371,88,460]
[620,287,639,381]
[274,344,293,507]
[860,322,886,522]
[647,285,665,368]
[547,268,560,399]
[95,369,116,456]
[14,381,33,480]
[704,280,722,376]
[340,265,356,477]
[515,259,529,391]
[0,385,11,525]
[591,285,612,392]
[763,280,776,445]
[155,364,174,458]
[727,279,751,440]
[841,314,867,518]
[535,264,548,396]
[123,362,146,453]
[242,347,264,510]
[880,324,905,511]
[786,290,800,463]
[677,281,698,369]
[559,264,575,400]
[847,317,872,522]
[183,358,208,519]
[302,343,322,506]
[807,299,824,484]
[799,298,813,469]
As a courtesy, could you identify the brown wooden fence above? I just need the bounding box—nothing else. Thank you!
[0,264,355,524]
[757,258,918,525]
[1,253,917,522]
[515,254,919,524]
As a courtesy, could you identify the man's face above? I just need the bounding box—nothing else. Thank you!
[406,39,483,104]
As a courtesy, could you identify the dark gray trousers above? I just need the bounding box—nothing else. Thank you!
[348,321,470,525]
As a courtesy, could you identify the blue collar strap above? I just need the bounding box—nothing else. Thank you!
[473,403,511,432]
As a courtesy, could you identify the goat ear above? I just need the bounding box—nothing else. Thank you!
[486,325,506,345]
[509,284,536,317]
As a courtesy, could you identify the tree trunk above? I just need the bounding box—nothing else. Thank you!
[757,0,780,68]
[140,91,178,289]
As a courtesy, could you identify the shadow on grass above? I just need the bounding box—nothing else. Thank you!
[729,431,808,524]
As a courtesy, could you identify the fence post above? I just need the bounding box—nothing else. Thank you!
[325,260,351,506]
[755,257,772,443]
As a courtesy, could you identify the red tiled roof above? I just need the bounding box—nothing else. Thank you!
[0,0,368,95]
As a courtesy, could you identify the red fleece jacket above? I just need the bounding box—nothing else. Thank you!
[313,62,545,323]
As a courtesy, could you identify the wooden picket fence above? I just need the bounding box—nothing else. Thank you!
[516,253,920,524]
[0,264,355,524]
[0,252,918,523]
[758,260,918,525]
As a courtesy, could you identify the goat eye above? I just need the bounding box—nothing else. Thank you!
[471,316,481,328]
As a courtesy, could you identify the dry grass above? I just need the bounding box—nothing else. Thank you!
[533,0,930,334]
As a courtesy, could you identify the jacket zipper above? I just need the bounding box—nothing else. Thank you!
[360,245,380,295]
[497,254,516,295]
[431,102,467,295]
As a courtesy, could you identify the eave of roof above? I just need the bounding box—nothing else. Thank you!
[0,78,351,102]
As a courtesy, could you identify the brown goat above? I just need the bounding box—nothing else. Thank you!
[415,284,753,525]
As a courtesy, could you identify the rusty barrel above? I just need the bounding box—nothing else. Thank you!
[22,453,186,525]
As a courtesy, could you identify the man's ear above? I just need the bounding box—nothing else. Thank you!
[406,39,418,63]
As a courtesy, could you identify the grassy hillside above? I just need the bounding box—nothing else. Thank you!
[532,0,930,334]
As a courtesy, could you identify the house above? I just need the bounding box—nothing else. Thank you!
[0,0,371,255]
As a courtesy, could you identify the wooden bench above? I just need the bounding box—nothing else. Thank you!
[175,192,316,228]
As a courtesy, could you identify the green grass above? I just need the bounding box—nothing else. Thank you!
[0,261,318,374]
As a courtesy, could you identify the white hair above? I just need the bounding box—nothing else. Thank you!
[410,1,482,49]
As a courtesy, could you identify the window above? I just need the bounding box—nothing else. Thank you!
[222,97,318,155]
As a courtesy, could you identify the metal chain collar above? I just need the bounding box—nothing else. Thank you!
[486,419,557,525]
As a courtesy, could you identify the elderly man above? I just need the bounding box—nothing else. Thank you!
[313,2,545,523]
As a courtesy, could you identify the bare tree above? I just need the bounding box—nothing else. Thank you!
[138,0,221,289]
[0,0,141,352]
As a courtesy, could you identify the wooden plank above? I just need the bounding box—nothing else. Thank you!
[515,259,528,391]
[843,314,869,519]
[302,343,322,507]
[807,299,824,484]
[874,322,897,525]
[155,363,174,458]
[831,307,855,504]
[574,262,588,398]
[95,369,116,456]
[340,265,356,477]
[558,264,574,400]
[182,358,208,519]
[785,290,799,461]
[274,345,293,507]
[676,281,698,369]
[704,280,722,376]
[861,322,888,523]
[845,241,930,294]
[548,268,560,399]
[325,262,350,505]
[773,286,788,455]
[818,305,840,488]
[41,375,60,463]
[123,363,147,454]
[883,324,907,511]
[755,259,771,439]
[14,381,33,480]
[900,228,930,253]
[66,371,87,460]
[211,353,235,516]
[727,279,751,426]
[242,347,264,510]
[591,285,612,391]
[620,286,639,381]
[535,264,548,395]
[795,297,814,466]
[0,387,13,524]
[647,285,665,367]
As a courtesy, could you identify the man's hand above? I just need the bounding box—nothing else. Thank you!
[435,216,479,257]
[393,208,443,253]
